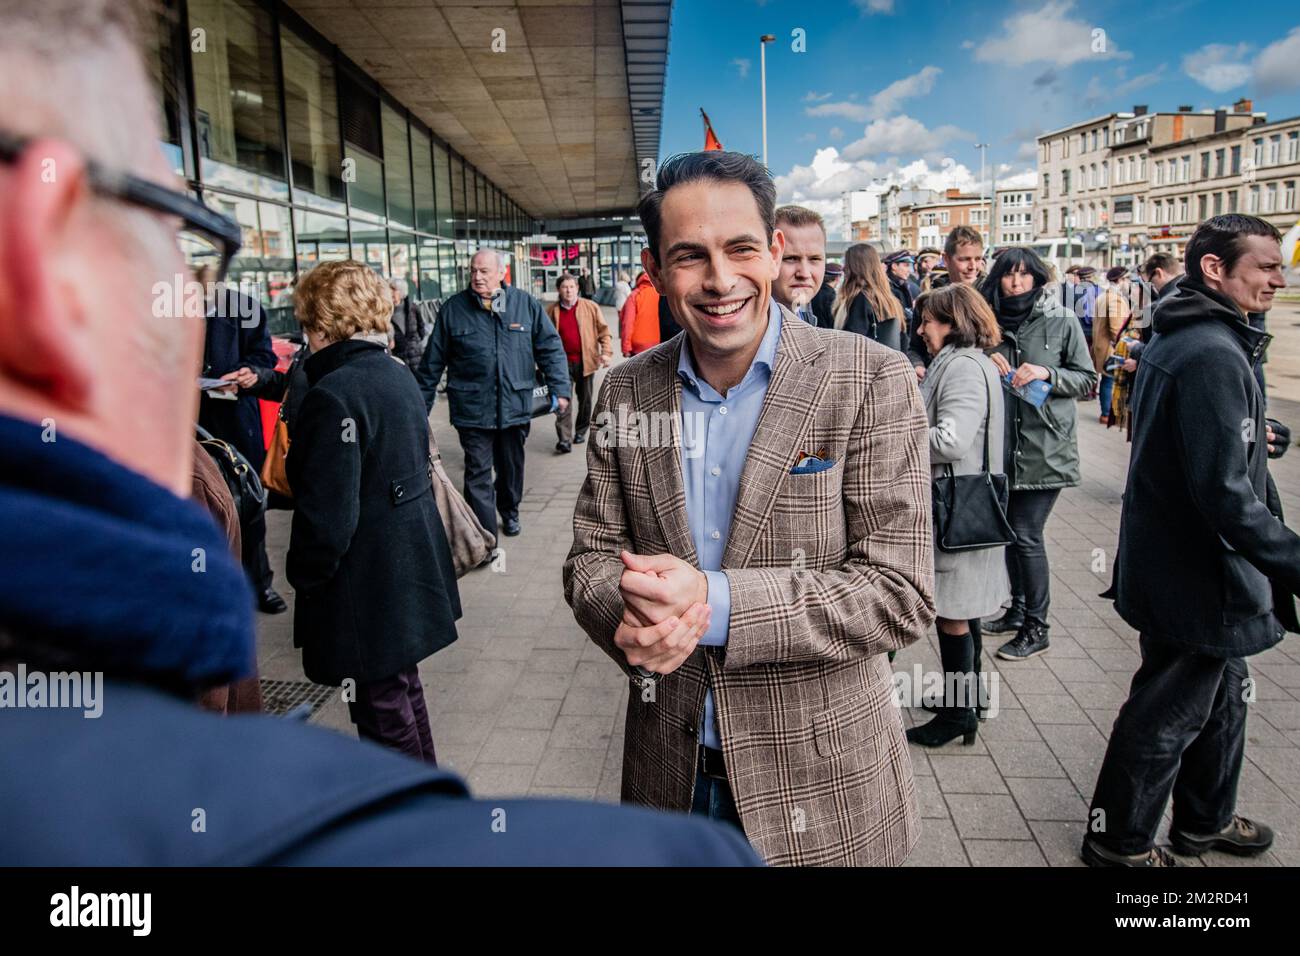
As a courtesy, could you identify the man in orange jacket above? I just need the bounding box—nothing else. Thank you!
[619,270,662,356]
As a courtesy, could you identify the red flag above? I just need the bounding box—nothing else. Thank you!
[701,109,723,151]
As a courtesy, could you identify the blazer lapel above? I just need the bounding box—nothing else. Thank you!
[722,309,831,569]
[631,338,699,566]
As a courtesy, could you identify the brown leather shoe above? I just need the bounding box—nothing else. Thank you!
[1081,838,1178,867]
[1170,816,1274,857]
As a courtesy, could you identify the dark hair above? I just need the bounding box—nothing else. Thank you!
[556,272,578,290]
[916,284,1002,350]
[637,151,776,263]
[1184,214,1281,283]
[943,225,983,257]
[979,246,1050,305]
[1140,252,1179,280]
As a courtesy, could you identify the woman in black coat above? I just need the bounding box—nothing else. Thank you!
[829,242,906,351]
[285,260,461,764]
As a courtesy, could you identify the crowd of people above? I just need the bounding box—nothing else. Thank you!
[3,0,1299,871]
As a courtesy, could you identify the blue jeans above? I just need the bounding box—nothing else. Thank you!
[1099,374,1114,419]
[691,767,745,833]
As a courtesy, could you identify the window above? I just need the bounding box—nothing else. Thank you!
[1228,189,1238,213]
[294,208,349,272]
[1102,161,1109,187]
[189,0,286,197]
[204,191,293,317]
[1285,181,1296,212]
[146,3,184,176]
[1264,183,1277,212]
[1268,135,1281,166]
[1135,196,1144,223]
[1231,145,1241,175]
[1253,138,1264,167]
[1061,169,1070,195]
[1180,156,1190,182]
[411,126,436,234]
[1288,132,1299,164]
[449,152,466,237]
[1178,197,1188,222]
[1041,173,1050,199]
[281,25,343,205]
[1213,192,1222,216]
[350,221,388,274]
[1200,152,1210,179]
[1198,194,1207,220]
[1139,155,1146,179]
[1248,184,1260,212]
[1041,210,1049,233]
[433,142,452,235]
[381,102,413,227]
[1154,161,1163,185]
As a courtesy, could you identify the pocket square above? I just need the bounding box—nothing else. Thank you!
[790,453,836,475]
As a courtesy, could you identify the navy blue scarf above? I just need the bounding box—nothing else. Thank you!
[0,415,254,691]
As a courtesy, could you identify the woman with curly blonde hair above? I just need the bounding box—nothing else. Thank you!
[286,260,461,762]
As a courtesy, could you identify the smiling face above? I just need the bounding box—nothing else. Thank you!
[773,221,825,309]
[947,242,984,285]
[469,251,504,298]
[643,178,782,367]
[917,309,951,356]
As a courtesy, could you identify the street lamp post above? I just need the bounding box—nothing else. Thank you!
[975,142,989,246]
[760,34,775,168]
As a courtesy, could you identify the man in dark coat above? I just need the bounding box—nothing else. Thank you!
[199,270,286,614]
[416,249,571,537]
[811,262,839,328]
[1084,215,1299,867]
[0,4,759,865]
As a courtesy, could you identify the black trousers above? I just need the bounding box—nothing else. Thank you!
[555,361,594,444]
[347,666,437,765]
[457,423,529,532]
[1088,634,1248,855]
[1004,488,1060,623]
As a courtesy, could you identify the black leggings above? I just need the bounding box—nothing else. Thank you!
[1005,488,1061,623]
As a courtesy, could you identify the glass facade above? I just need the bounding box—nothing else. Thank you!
[150,0,533,335]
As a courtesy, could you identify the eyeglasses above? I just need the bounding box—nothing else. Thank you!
[0,130,242,282]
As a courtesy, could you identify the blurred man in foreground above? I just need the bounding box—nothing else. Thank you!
[0,0,758,867]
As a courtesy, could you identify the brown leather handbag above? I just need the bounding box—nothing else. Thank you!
[260,402,292,497]
[427,423,497,575]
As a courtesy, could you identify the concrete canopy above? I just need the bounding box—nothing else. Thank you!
[288,0,670,220]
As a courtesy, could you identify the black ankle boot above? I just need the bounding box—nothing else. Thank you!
[984,599,1025,634]
[907,629,978,748]
[970,618,989,720]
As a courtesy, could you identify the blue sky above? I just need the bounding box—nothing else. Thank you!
[659,0,1300,236]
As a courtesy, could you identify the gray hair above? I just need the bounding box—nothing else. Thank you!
[470,248,505,272]
[388,276,409,297]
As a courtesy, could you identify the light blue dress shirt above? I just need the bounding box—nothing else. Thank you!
[677,301,783,749]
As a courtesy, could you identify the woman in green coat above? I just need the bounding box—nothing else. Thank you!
[979,248,1097,661]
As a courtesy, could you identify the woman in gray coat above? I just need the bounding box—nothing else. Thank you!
[908,284,1011,748]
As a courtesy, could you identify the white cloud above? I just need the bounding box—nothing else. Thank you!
[805,66,942,123]
[974,1,1126,68]
[1255,27,1300,97]
[996,168,1038,189]
[1183,43,1252,92]
[840,114,974,160]
[1084,65,1166,106]
[803,90,833,102]
[855,0,896,13]
[732,58,751,79]
[774,147,986,239]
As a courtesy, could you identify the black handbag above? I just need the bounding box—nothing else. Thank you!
[931,357,1017,553]
[196,424,267,527]
[530,368,554,418]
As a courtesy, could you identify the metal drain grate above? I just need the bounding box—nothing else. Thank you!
[259,679,336,719]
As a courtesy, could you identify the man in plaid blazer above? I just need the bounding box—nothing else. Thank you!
[563,151,934,866]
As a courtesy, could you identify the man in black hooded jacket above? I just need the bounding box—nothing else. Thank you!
[1083,215,1299,867]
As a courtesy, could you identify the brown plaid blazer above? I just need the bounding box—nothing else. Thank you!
[563,307,935,866]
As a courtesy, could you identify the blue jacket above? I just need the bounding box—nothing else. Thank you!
[416,286,571,429]
[0,415,759,866]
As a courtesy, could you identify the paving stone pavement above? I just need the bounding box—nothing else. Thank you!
[255,307,1300,866]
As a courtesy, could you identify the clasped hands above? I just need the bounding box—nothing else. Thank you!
[989,352,1050,388]
[614,550,711,676]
